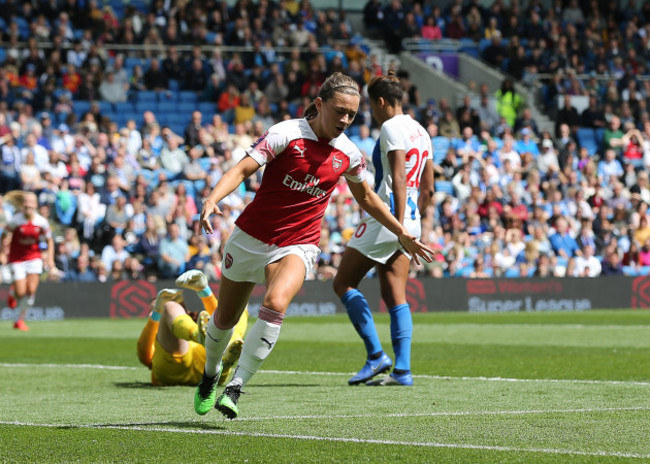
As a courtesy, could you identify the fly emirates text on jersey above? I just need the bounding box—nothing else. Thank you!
[282,173,327,198]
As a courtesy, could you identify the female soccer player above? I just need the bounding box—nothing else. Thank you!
[333,72,434,386]
[0,191,54,331]
[195,72,434,419]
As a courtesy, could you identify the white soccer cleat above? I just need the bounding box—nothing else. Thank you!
[153,289,184,314]
[175,270,209,292]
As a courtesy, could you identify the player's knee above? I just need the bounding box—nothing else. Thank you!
[261,295,289,314]
[332,276,349,298]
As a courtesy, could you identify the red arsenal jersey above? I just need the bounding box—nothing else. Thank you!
[7,212,52,263]
[235,118,367,247]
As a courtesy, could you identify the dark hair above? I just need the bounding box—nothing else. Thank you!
[367,70,403,106]
[303,72,360,120]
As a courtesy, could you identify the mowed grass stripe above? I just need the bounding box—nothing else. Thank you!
[4,362,650,386]
[3,421,650,460]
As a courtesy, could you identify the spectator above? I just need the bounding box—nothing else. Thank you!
[98,71,128,103]
[67,254,98,282]
[158,222,189,278]
[100,234,130,272]
[495,79,523,128]
[549,216,581,259]
[555,95,581,137]
[143,58,169,91]
[159,135,188,179]
[601,249,623,275]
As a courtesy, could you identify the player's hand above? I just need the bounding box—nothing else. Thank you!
[200,199,222,234]
[397,232,438,266]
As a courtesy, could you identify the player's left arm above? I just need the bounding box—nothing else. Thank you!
[43,221,55,270]
[348,180,434,265]
[418,159,434,217]
[388,149,406,224]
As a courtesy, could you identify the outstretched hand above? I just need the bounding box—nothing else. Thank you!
[397,232,438,266]
[199,200,222,234]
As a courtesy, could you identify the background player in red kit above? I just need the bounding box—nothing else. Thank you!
[194,72,435,419]
[0,191,54,330]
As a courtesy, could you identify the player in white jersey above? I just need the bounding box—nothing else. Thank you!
[333,72,434,386]
[193,72,435,419]
[0,191,54,330]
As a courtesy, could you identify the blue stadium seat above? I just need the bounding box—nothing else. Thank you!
[622,265,638,276]
[97,101,113,114]
[135,101,156,114]
[136,91,159,103]
[432,136,451,162]
[504,268,521,278]
[157,101,177,113]
[198,157,212,171]
[177,101,197,113]
[178,91,198,103]
[434,180,454,196]
[576,128,597,156]
[113,102,135,115]
[73,100,91,117]
[198,102,215,116]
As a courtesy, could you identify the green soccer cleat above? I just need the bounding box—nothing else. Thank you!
[193,364,222,415]
[215,384,242,420]
[175,270,209,292]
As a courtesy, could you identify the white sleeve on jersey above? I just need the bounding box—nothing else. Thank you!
[247,129,291,167]
[333,134,367,184]
[381,121,405,154]
[35,214,52,240]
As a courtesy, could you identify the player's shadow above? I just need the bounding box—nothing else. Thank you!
[57,421,227,431]
[113,381,163,389]
[251,383,322,387]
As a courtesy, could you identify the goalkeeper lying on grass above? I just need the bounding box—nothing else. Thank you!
[137,270,248,386]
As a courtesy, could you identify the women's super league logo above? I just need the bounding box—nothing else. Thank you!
[110,280,157,318]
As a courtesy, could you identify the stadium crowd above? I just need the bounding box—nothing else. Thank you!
[0,0,648,282]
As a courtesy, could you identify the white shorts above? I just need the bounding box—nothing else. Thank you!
[11,258,44,281]
[346,216,421,264]
[221,227,319,284]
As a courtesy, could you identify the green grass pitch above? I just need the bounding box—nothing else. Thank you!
[2,310,650,463]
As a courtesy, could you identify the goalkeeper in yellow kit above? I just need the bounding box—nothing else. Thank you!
[137,270,248,386]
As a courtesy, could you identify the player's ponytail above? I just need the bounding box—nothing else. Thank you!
[303,72,360,120]
[3,190,34,209]
[367,70,403,107]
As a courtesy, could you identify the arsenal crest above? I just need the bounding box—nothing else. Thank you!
[332,154,343,172]
[224,253,233,269]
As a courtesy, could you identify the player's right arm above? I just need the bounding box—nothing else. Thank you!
[418,159,434,217]
[0,225,14,265]
[200,155,261,234]
[388,149,406,224]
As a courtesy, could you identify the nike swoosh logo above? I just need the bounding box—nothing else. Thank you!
[206,333,220,343]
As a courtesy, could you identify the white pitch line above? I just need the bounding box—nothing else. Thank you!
[259,369,650,387]
[2,363,650,387]
[0,363,139,370]
[1,421,649,460]
[230,406,650,422]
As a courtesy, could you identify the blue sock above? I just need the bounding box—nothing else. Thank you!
[341,289,382,358]
[389,303,412,372]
